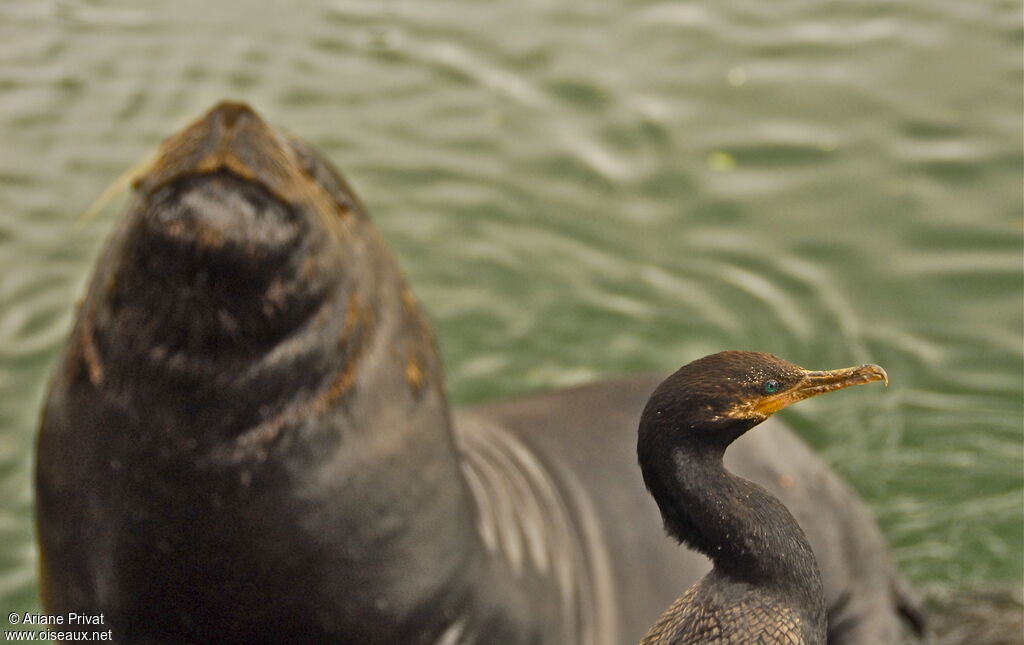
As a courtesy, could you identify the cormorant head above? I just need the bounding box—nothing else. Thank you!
[640,351,888,450]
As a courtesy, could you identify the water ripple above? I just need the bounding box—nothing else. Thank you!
[0,0,1019,618]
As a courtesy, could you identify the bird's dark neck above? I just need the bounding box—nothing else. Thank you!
[645,439,822,597]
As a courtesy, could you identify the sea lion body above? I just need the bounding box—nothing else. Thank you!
[36,102,919,644]
[36,103,527,643]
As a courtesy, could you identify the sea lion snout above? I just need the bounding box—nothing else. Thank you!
[207,100,257,131]
[134,101,286,198]
[133,100,343,237]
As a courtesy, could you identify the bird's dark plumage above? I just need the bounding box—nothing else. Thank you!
[637,351,888,645]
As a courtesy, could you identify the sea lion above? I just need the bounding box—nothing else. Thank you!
[36,101,921,644]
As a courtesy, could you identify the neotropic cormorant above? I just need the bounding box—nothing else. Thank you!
[36,102,919,644]
[637,351,888,645]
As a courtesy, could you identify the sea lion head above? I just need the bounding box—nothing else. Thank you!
[102,102,361,358]
[62,102,444,453]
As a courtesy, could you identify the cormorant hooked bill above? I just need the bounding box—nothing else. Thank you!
[637,351,888,645]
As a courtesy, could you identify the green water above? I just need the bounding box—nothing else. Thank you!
[0,0,1021,621]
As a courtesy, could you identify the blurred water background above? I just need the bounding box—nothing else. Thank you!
[0,0,1021,629]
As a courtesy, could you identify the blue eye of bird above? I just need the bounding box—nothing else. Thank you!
[763,379,781,394]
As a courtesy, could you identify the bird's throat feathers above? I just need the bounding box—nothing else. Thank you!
[643,440,819,591]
